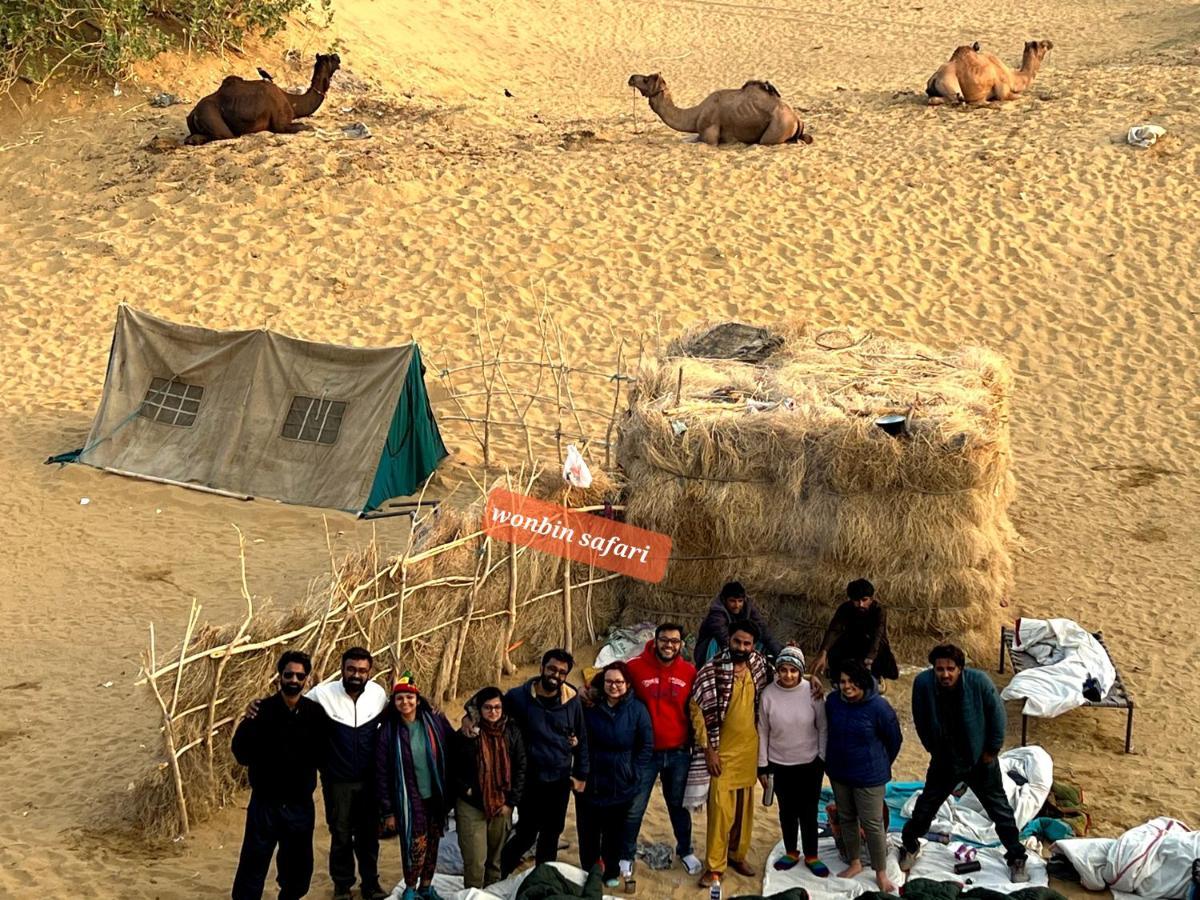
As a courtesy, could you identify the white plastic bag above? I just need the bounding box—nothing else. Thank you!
[562,443,593,489]
[1126,124,1165,148]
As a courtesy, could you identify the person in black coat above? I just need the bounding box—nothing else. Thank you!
[811,579,899,684]
[576,661,653,889]
[231,650,330,900]
[452,686,527,889]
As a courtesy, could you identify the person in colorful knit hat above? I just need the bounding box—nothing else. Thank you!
[375,672,454,900]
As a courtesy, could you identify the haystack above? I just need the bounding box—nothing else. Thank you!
[618,324,1016,663]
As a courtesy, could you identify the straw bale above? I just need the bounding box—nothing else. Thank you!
[618,324,1016,666]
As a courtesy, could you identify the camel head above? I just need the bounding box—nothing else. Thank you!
[628,73,666,98]
[1023,40,1053,62]
[311,53,342,93]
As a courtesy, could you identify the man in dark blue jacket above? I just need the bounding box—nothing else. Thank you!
[306,647,389,900]
[500,648,590,877]
[232,650,330,900]
[899,644,1030,883]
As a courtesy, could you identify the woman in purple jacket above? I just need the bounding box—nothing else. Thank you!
[376,673,454,900]
[825,659,902,894]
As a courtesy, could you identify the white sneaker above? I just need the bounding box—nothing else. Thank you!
[619,859,633,878]
[681,853,703,875]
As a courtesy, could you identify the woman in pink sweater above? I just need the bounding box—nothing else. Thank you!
[757,645,829,876]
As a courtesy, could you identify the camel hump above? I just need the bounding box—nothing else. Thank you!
[950,44,979,60]
[220,75,246,88]
[742,79,781,97]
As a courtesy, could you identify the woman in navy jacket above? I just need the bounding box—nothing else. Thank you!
[577,661,653,889]
[825,659,903,894]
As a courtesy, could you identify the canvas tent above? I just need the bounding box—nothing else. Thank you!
[59,306,447,514]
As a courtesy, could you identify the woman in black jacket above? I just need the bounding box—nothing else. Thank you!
[452,686,527,889]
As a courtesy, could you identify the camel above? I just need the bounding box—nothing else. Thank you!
[627,73,812,146]
[185,53,341,145]
[925,40,1053,105]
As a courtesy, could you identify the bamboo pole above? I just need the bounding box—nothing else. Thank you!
[501,545,518,676]
[605,341,625,471]
[439,416,612,445]
[562,557,574,655]
[448,537,488,701]
[208,526,256,790]
[438,359,630,380]
[145,623,190,838]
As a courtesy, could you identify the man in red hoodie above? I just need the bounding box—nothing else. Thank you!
[623,623,702,877]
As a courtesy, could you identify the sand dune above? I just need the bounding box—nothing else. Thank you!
[1,0,1198,896]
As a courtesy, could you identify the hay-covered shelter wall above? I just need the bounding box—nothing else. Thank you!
[618,326,1016,664]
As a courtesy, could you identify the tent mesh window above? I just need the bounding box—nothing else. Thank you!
[139,378,204,427]
[282,396,346,445]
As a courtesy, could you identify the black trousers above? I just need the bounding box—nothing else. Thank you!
[772,758,825,857]
[500,776,572,876]
[322,780,380,890]
[576,794,634,880]
[901,757,1028,863]
[231,794,315,900]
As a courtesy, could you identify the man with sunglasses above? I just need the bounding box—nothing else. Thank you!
[232,650,331,900]
[499,648,589,877]
[624,623,702,876]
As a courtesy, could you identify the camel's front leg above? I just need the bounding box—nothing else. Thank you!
[696,115,721,146]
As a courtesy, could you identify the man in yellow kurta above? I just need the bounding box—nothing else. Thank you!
[690,619,771,887]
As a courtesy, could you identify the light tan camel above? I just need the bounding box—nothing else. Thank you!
[627,73,812,145]
[185,53,340,145]
[925,40,1053,105]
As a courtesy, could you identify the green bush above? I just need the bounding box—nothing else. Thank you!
[0,0,332,93]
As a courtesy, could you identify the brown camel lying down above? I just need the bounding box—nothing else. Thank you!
[628,73,811,145]
[185,53,340,145]
[926,40,1053,105]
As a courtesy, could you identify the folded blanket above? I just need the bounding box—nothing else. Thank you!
[514,863,605,900]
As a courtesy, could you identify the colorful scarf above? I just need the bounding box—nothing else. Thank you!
[477,717,512,819]
[691,648,770,754]
[390,710,447,870]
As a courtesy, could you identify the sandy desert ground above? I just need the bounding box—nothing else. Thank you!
[1,0,1198,896]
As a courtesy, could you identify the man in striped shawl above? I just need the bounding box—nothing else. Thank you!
[689,619,772,888]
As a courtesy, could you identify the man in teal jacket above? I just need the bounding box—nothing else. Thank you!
[899,644,1030,883]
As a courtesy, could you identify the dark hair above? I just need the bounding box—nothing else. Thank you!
[928,644,966,669]
[719,581,747,602]
[655,622,686,640]
[342,646,373,667]
[847,578,875,601]
[471,686,504,710]
[839,659,874,693]
[727,617,759,642]
[542,648,575,672]
[277,650,312,676]
[590,661,633,697]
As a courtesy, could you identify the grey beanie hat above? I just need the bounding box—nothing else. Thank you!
[775,645,805,673]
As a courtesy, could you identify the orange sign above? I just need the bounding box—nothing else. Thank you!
[483,487,672,583]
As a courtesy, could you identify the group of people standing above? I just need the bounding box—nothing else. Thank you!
[229,578,1032,900]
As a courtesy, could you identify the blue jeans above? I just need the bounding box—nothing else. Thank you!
[623,747,693,860]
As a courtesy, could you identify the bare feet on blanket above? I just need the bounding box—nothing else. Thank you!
[877,872,898,893]
[838,861,863,879]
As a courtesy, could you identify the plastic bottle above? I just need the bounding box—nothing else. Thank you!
[708,875,722,900]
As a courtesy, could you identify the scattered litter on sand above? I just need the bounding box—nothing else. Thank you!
[150,93,185,108]
[1127,124,1166,148]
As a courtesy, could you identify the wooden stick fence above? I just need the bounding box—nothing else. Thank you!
[132,310,632,841]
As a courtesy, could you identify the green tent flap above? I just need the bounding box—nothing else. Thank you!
[364,347,448,513]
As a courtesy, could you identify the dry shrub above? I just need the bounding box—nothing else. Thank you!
[618,324,1016,664]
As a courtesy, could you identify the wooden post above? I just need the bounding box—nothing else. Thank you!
[449,538,489,701]
[562,558,574,655]
[146,624,190,838]
[208,528,256,788]
[605,342,625,471]
[676,365,684,401]
[501,545,518,676]
[393,564,407,668]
